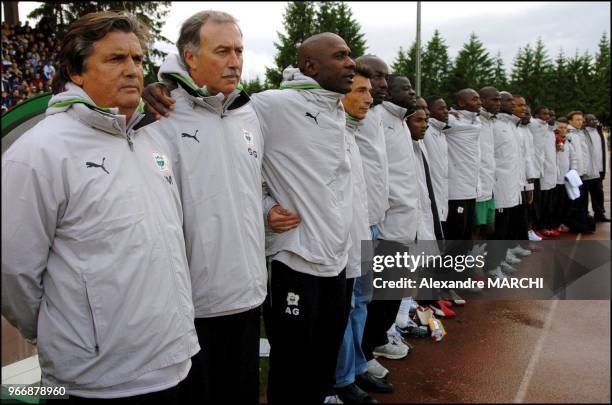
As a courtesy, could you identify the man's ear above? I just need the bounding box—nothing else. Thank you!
[183,50,198,73]
[303,57,318,78]
[69,69,84,86]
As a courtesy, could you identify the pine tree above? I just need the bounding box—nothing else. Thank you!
[549,49,574,117]
[264,1,366,88]
[510,39,554,110]
[593,33,610,123]
[391,41,420,85]
[265,1,317,88]
[447,33,495,98]
[491,52,508,91]
[28,1,172,84]
[331,2,366,58]
[420,30,451,97]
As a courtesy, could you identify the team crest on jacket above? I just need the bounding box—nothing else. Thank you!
[242,129,255,147]
[152,152,170,172]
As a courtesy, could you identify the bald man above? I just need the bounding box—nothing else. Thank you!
[443,89,482,242]
[251,32,357,403]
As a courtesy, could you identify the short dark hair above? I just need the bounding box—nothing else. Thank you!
[534,106,549,115]
[425,95,444,109]
[52,11,149,94]
[567,111,583,121]
[354,62,373,79]
[557,117,568,123]
[387,74,408,88]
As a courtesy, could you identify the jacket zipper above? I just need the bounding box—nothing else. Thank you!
[83,280,100,353]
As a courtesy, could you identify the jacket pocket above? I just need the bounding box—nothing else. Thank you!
[83,278,100,354]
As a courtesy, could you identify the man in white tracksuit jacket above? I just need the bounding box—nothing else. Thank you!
[250,33,356,404]
[423,96,450,226]
[475,87,501,242]
[361,74,417,371]
[552,120,578,230]
[444,89,482,241]
[566,111,591,230]
[530,107,558,233]
[486,91,525,279]
[583,114,609,221]
[1,13,199,400]
[333,66,380,404]
[153,12,268,403]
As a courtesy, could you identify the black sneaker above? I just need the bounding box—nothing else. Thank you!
[355,371,394,393]
[595,216,611,222]
[336,383,378,404]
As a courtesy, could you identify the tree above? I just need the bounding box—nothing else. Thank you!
[264,1,317,88]
[593,32,611,124]
[510,38,554,110]
[27,1,172,84]
[447,33,495,98]
[491,52,508,90]
[264,1,366,88]
[420,30,451,97]
[549,49,574,116]
[391,41,420,85]
[240,77,267,95]
[317,1,367,58]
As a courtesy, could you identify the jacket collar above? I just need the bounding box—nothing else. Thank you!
[451,108,479,123]
[345,113,364,132]
[497,112,521,127]
[158,53,249,114]
[280,67,344,111]
[428,117,449,131]
[479,107,496,121]
[382,101,407,120]
[47,82,144,136]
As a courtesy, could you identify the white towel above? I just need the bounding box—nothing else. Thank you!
[564,169,582,200]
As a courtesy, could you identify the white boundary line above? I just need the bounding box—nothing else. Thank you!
[512,233,582,403]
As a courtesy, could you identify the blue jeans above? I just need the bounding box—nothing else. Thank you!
[334,272,372,388]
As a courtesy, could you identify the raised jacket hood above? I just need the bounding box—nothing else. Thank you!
[280,67,344,110]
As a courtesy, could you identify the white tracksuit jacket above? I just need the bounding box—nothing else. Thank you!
[423,117,449,221]
[376,101,420,242]
[345,115,373,278]
[493,113,523,209]
[446,109,482,200]
[529,119,558,191]
[1,83,199,395]
[157,54,267,317]
[566,125,586,176]
[477,108,496,202]
[354,106,390,226]
[251,68,353,277]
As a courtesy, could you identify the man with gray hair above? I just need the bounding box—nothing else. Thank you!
[145,10,299,404]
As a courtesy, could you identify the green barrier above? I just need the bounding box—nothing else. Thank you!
[1,93,52,136]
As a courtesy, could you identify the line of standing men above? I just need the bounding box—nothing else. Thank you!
[2,8,608,405]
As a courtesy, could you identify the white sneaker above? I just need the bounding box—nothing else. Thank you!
[488,267,508,280]
[509,245,532,257]
[500,261,518,274]
[505,252,522,265]
[367,358,389,379]
[373,339,409,360]
[396,313,419,329]
[324,395,344,404]
[528,229,543,241]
